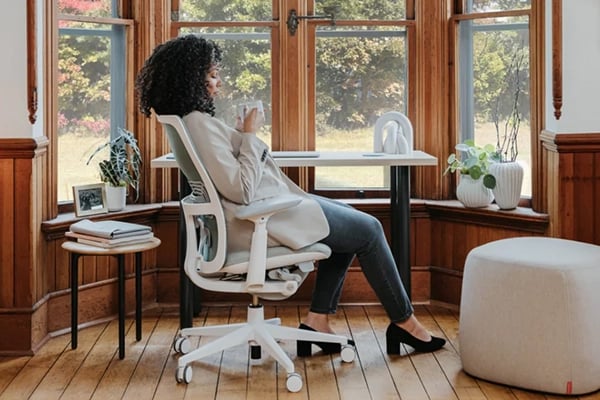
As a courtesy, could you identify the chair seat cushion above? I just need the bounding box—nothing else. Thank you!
[221,242,331,274]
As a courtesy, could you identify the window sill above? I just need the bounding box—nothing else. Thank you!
[425,200,549,234]
[332,198,549,234]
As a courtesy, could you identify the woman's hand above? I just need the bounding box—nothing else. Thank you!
[236,107,265,134]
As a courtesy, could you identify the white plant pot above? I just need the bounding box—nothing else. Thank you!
[456,174,494,208]
[489,161,523,210]
[106,185,127,212]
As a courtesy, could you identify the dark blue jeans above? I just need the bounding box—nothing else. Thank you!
[310,195,414,323]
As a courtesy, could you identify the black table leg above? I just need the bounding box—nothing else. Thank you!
[135,252,142,341]
[71,253,80,349]
[117,254,125,359]
[390,165,411,299]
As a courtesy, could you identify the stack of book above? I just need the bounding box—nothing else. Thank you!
[66,219,154,248]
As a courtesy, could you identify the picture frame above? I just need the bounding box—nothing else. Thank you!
[73,183,108,217]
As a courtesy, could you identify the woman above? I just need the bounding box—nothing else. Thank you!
[136,35,445,355]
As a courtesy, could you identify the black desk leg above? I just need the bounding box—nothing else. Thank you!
[71,253,80,349]
[117,254,125,359]
[390,165,411,299]
[135,252,142,341]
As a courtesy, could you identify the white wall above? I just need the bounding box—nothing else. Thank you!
[0,2,32,139]
[546,0,600,133]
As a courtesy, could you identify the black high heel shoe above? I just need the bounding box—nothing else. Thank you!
[296,324,355,357]
[386,323,446,354]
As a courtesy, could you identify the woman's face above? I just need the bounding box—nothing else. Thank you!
[205,65,222,98]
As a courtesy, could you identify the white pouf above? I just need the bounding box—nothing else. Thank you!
[459,237,600,395]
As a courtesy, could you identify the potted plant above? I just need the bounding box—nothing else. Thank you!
[86,127,142,211]
[444,139,497,208]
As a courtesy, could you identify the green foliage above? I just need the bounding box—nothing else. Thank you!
[57,0,531,145]
[86,128,142,200]
[444,139,498,189]
[58,25,111,136]
[316,32,406,130]
[470,0,531,12]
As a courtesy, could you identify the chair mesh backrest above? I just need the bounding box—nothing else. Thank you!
[156,114,227,272]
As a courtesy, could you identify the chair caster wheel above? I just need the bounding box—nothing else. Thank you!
[286,372,303,392]
[175,365,193,384]
[341,344,356,362]
[250,345,261,359]
[173,336,192,354]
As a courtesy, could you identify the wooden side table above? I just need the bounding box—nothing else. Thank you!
[61,237,161,359]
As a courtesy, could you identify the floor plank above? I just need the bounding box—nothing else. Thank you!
[346,306,401,399]
[300,305,340,400]
[215,306,249,400]
[181,306,228,400]
[29,324,107,400]
[90,315,160,400]
[0,333,70,400]
[0,356,29,394]
[2,304,600,400]
[366,305,431,400]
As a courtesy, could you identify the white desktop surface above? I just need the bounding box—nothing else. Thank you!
[151,150,437,168]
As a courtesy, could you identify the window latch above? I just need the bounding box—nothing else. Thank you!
[286,6,338,36]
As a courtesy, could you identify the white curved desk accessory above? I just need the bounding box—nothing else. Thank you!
[373,111,414,154]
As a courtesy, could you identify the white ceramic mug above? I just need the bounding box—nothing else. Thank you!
[237,100,264,120]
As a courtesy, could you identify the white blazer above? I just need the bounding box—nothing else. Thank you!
[183,111,329,252]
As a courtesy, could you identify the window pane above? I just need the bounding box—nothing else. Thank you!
[315,26,407,189]
[458,16,531,195]
[316,0,406,20]
[58,0,115,18]
[57,21,125,202]
[179,28,273,145]
[466,0,530,13]
[178,0,272,22]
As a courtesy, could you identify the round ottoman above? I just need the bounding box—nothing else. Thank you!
[459,237,600,395]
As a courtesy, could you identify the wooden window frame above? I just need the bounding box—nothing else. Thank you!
[449,1,544,211]
[50,1,135,215]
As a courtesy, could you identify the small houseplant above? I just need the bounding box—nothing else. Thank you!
[86,127,142,210]
[444,139,498,189]
[444,139,498,207]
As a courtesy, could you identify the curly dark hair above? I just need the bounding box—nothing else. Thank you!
[135,35,222,117]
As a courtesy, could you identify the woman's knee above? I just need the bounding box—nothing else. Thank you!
[362,213,384,238]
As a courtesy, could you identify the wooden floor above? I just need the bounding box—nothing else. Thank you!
[1,304,599,400]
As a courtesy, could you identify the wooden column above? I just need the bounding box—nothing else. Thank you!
[0,138,49,355]
[542,131,600,245]
[414,1,451,200]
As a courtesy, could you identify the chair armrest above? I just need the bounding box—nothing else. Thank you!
[234,195,302,293]
[234,194,302,220]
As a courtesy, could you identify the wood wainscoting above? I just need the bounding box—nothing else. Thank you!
[7,130,600,355]
[0,137,49,355]
[427,202,549,306]
[542,131,600,244]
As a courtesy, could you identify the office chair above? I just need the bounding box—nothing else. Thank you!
[156,114,355,392]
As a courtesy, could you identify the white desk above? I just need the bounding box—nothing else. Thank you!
[152,150,437,327]
[151,150,436,168]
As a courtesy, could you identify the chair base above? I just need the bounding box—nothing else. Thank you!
[173,303,355,392]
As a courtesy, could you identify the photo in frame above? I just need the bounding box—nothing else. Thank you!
[73,183,108,217]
